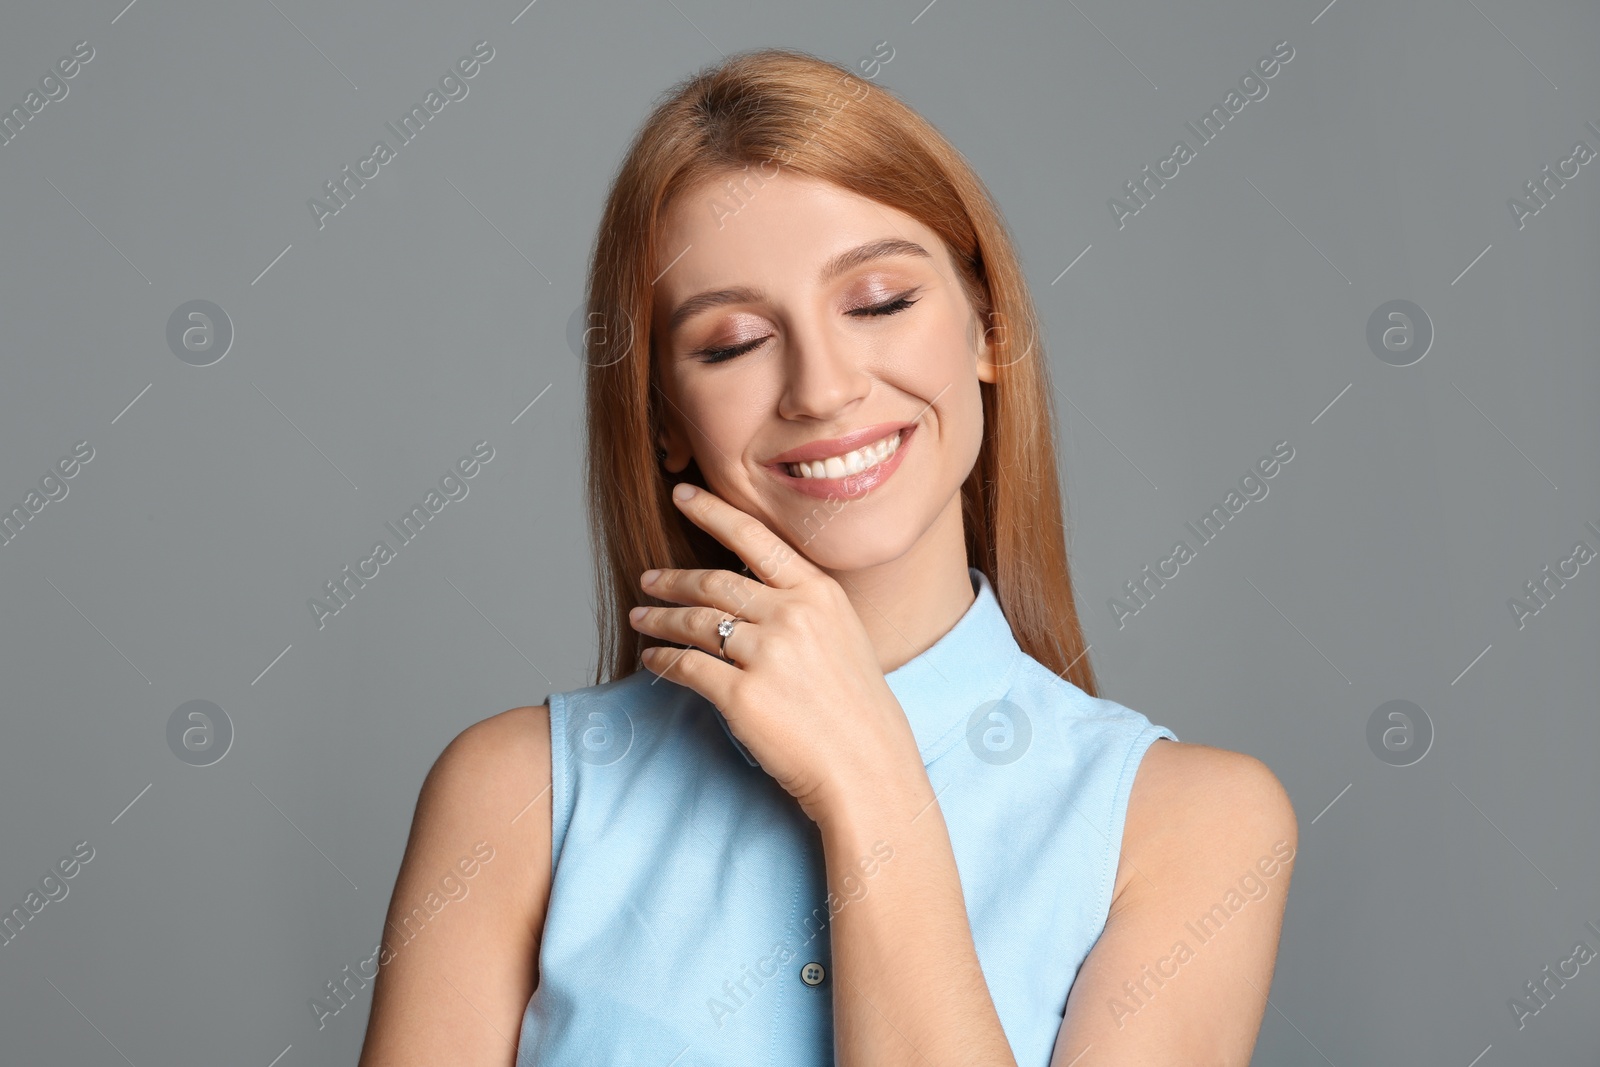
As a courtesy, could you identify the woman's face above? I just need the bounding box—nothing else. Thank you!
[650,170,997,573]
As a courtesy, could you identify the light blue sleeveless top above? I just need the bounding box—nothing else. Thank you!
[514,567,1178,1066]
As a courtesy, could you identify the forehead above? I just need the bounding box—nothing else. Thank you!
[652,170,942,298]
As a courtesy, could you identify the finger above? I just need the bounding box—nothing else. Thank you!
[669,483,815,590]
[642,566,769,620]
[631,603,758,660]
[641,644,739,708]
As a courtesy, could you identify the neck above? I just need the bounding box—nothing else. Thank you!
[819,491,977,676]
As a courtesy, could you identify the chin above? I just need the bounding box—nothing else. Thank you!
[768,506,926,575]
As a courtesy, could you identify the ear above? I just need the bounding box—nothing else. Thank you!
[976,352,999,385]
[656,419,692,474]
[975,309,1000,384]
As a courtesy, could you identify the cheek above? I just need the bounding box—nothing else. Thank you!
[918,314,988,460]
[885,307,983,407]
[905,302,979,377]
[675,381,765,471]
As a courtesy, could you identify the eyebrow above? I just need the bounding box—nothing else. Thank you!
[664,237,932,334]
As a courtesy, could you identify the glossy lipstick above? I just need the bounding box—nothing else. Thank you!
[765,422,916,501]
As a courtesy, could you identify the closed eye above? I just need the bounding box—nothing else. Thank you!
[693,290,921,364]
[848,291,920,318]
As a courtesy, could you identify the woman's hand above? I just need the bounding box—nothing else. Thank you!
[628,481,928,826]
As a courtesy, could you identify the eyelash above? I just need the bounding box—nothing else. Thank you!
[693,291,921,364]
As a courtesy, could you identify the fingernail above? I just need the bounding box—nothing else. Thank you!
[672,483,695,501]
[641,569,660,586]
[629,606,646,622]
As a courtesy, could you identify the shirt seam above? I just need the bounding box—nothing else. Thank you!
[547,689,572,876]
[1097,722,1167,933]
[768,875,803,1067]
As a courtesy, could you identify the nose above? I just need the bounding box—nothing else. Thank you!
[776,319,871,421]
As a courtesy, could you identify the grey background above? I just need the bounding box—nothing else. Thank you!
[1,0,1596,1064]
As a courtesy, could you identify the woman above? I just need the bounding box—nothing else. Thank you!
[359,47,1296,1067]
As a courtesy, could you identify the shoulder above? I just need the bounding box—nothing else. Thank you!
[404,704,553,913]
[435,703,550,771]
[1057,739,1296,1056]
[418,704,551,836]
[359,707,553,1063]
[1113,739,1298,909]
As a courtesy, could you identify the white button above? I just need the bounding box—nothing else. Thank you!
[800,962,825,986]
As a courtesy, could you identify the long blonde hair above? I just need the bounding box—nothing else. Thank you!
[580,47,1099,698]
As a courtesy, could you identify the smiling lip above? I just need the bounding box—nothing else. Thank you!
[766,424,916,500]
[765,421,917,465]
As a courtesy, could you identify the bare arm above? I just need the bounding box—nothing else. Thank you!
[820,765,1019,1066]
[1050,740,1298,1066]
[357,705,553,1067]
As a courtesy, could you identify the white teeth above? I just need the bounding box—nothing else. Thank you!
[785,430,902,479]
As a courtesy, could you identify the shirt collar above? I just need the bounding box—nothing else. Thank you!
[710,566,1025,770]
[885,566,1026,766]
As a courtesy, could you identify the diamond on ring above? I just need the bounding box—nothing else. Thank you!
[717,618,736,639]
